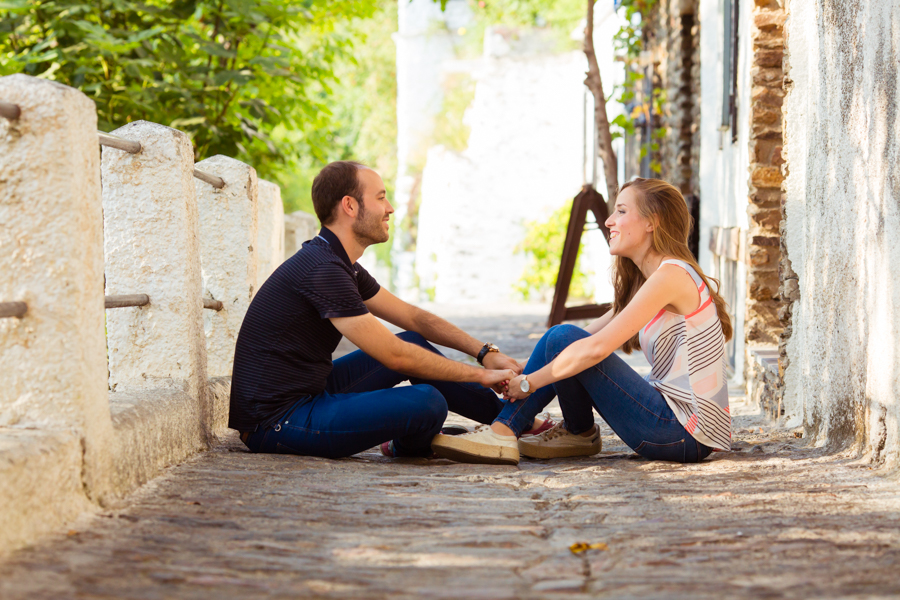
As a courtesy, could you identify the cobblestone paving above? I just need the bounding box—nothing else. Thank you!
[2,305,900,599]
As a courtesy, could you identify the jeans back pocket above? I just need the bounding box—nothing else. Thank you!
[635,439,686,462]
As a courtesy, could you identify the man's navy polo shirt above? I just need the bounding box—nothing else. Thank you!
[228,226,380,432]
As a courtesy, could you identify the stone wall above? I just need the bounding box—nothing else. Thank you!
[742,0,787,412]
[781,0,900,463]
[0,75,287,554]
[647,0,701,197]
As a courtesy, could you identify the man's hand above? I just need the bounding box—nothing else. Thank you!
[481,368,517,391]
[502,374,531,402]
[482,352,522,393]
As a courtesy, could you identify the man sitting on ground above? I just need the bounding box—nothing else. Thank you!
[230,161,546,458]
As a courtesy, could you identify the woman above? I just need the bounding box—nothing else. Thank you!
[431,178,732,465]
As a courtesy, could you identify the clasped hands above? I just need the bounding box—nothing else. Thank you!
[481,353,531,402]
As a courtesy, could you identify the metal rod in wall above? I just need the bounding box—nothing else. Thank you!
[98,131,142,154]
[0,302,27,319]
[0,100,21,120]
[193,168,225,190]
[105,294,151,309]
[203,299,224,311]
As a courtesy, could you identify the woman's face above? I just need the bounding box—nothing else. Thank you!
[605,187,654,258]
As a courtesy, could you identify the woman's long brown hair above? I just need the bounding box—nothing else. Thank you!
[612,178,733,353]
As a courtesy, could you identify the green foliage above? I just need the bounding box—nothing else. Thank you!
[0,0,377,180]
[515,200,593,302]
[276,1,399,218]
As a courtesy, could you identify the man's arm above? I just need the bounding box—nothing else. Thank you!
[331,312,515,387]
[364,288,522,373]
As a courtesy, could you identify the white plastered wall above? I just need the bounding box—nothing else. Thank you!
[782,0,900,464]
[698,0,753,380]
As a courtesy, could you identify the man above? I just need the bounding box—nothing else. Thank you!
[230,161,546,459]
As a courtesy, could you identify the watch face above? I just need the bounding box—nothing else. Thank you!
[520,378,531,393]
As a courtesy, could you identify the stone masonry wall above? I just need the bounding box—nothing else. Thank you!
[650,0,701,197]
[743,0,786,416]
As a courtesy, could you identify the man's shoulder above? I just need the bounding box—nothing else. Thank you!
[284,238,350,277]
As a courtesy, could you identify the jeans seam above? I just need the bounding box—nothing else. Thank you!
[333,363,389,394]
[578,357,678,423]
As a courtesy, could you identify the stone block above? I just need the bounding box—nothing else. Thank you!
[749,245,780,267]
[752,66,783,86]
[751,165,784,188]
[0,74,113,498]
[752,85,785,107]
[284,210,319,260]
[755,49,784,68]
[195,156,259,378]
[101,121,207,403]
[753,9,787,30]
[0,429,93,557]
[747,205,782,232]
[256,180,285,288]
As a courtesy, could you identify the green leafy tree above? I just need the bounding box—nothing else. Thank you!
[0,0,377,178]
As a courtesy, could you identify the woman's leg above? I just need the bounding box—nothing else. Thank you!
[492,324,587,436]
[543,327,711,463]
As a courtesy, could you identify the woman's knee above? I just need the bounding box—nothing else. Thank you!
[545,323,588,356]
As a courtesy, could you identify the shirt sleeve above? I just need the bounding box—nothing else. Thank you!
[298,261,370,319]
[355,263,381,301]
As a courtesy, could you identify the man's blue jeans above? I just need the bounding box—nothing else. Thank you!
[494,324,712,463]
[243,331,504,458]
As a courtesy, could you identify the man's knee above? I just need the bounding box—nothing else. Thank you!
[397,330,428,346]
[409,384,449,422]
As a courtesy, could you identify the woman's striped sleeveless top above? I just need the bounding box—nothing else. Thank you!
[639,259,731,450]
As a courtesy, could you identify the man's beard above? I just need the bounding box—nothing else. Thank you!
[351,202,389,246]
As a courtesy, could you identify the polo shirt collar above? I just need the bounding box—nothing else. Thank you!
[317,226,354,268]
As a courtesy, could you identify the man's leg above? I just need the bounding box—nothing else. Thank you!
[327,331,504,425]
[248,386,448,459]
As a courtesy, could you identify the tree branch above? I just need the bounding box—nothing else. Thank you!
[583,0,620,213]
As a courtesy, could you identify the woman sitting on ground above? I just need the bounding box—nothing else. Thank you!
[431,178,732,465]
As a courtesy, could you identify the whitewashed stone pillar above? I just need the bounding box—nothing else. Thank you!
[101,121,207,404]
[194,155,258,377]
[0,74,113,494]
[256,179,285,287]
[284,210,319,259]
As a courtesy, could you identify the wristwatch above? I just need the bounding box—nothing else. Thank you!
[476,342,500,365]
[519,375,531,394]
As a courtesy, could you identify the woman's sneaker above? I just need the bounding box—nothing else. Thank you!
[518,421,601,459]
[521,412,556,437]
[431,425,519,465]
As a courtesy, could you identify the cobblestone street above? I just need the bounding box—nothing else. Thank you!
[2,306,900,600]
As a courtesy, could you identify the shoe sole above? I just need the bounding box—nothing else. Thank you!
[431,434,519,465]
[519,437,602,459]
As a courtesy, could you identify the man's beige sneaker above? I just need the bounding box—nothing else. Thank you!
[431,425,519,465]
[518,421,601,459]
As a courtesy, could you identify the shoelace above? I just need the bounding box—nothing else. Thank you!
[536,421,571,441]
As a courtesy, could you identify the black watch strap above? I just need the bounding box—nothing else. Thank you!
[476,343,496,365]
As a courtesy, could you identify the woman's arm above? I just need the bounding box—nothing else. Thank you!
[583,308,615,335]
[505,265,697,400]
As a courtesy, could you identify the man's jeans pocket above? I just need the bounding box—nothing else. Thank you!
[635,438,687,462]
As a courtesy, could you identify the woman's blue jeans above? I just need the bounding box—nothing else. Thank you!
[494,324,712,463]
[243,331,504,459]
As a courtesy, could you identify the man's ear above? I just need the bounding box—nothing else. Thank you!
[339,195,358,218]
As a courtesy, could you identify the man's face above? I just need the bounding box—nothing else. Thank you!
[351,168,394,246]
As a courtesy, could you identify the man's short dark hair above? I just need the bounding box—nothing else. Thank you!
[311,161,366,225]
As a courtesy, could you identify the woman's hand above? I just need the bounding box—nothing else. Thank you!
[502,374,532,402]
[480,369,516,392]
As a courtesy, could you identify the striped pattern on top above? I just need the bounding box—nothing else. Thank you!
[639,259,731,450]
